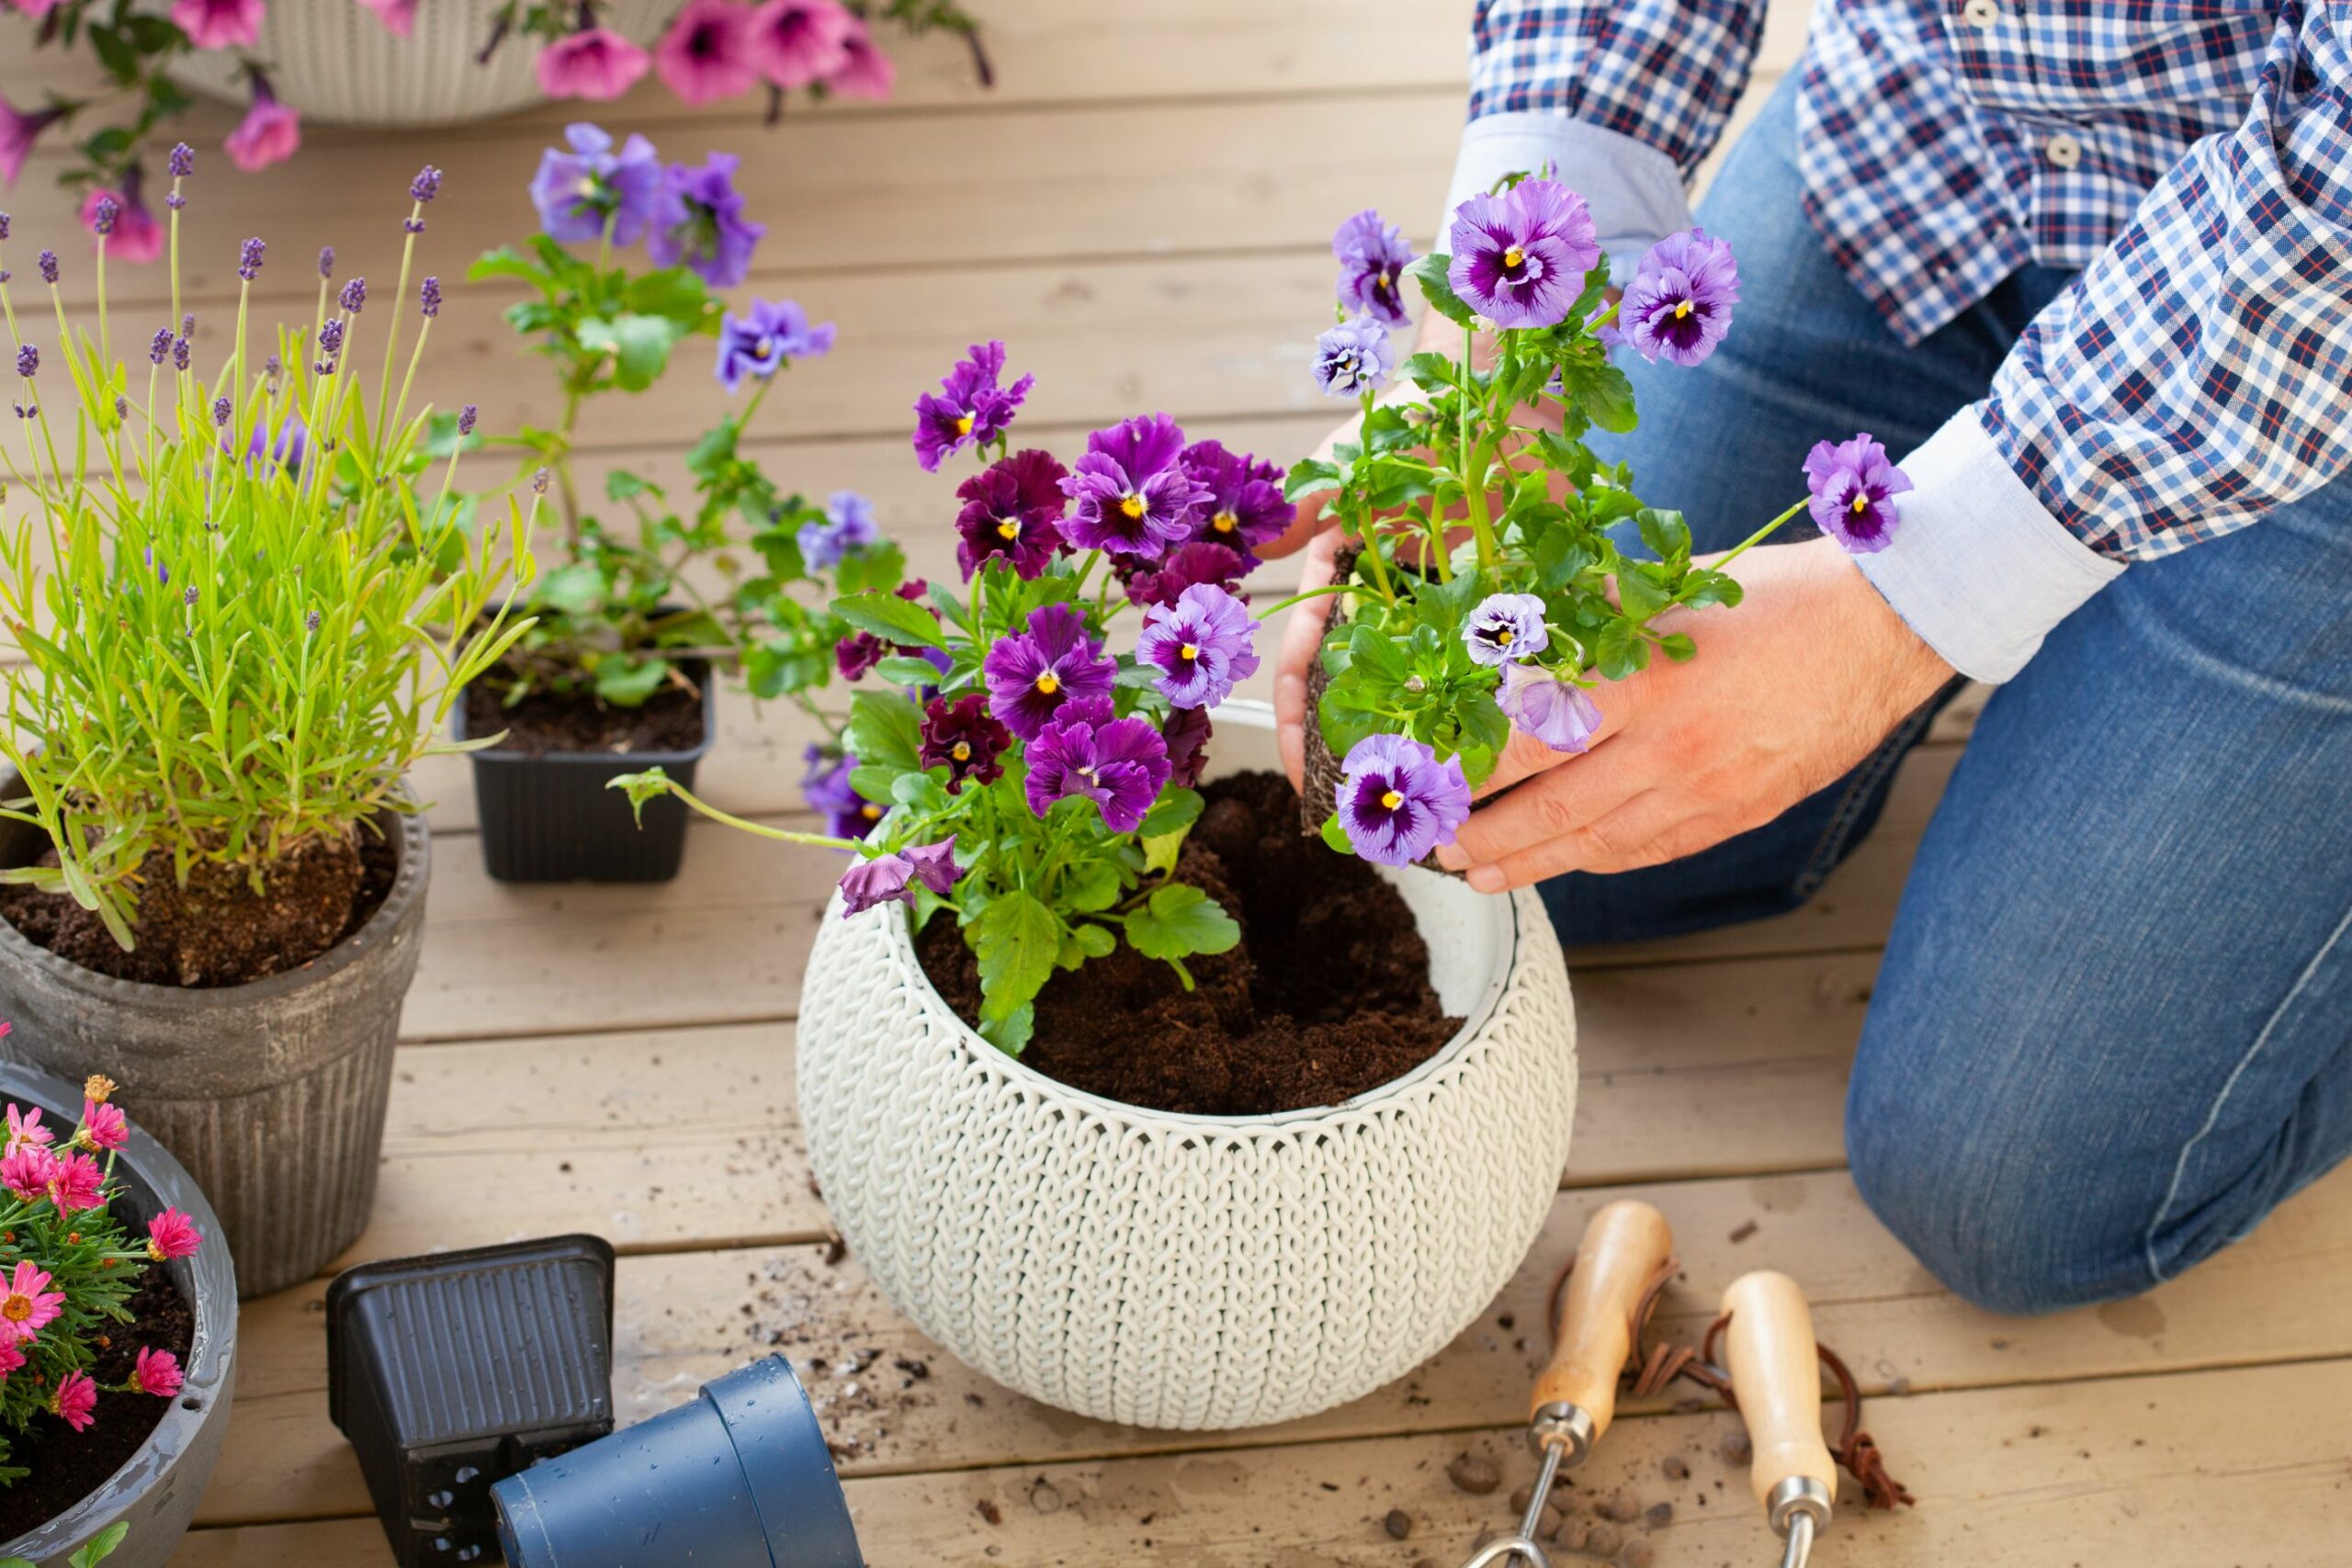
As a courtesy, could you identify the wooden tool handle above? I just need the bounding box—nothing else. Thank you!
[1530,1200,1674,1429]
[1719,1271,1838,1512]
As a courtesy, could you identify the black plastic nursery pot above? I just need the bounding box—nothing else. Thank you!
[328,1235,617,1568]
[0,1060,238,1568]
[492,1354,862,1568]
[0,774,428,1299]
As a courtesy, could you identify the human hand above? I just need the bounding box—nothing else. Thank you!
[1430,536,1954,891]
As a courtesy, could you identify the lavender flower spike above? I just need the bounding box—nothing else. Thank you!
[1337,733,1471,867]
[1498,662,1602,754]
[1314,314,1394,397]
[13,345,33,380]
[458,404,479,436]
[418,276,442,318]
[1803,434,1911,554]
[1136,583,1260,710]
[1445,177,1599,329]
[90,197,119,237]
[411,165,443,203]
[168,142,195,178]
[1464,592,1549,667]
[237,237,265,281]
[317,245,334,279]
[37,250,57,285]
[340,276,366,313]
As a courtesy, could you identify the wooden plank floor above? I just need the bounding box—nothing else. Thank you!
[2,3,2333,1562]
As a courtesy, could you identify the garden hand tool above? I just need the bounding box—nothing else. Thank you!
[1457,1200,1679,1567]
[1717,1270,1840,1568]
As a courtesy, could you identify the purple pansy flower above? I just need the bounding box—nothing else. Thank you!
[237,409,307,478]
[1332,208,1415,329]
[835,631,886,681]
[1464,592,1549,667]
[911,341,1033,472]
[1498,663,1602,754]
[919,693,1012,794]
[1179,439,1293,558]
[954,448,1067,581]
[1058,413,1210,558]
[1337,733,1472,866]
[1622,227,1740,367]
[797,491,877,571]
[1313,314,1394,397]
[799,744,879,840]
[530,123,664,244]
[1803,434,1912,554]
[1136,583,1260,711]
[1024,698,1172,835]
[714,297,834,393]
[1162,705,1213,788]
[981,602,1116,741]
[647,152,765,288]
[1117,540,1248,611]
[1445,178,1600,329]
[839,838,960,916]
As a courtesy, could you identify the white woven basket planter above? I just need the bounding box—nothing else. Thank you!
[163,1,671,128]
[797,704,1577,1429]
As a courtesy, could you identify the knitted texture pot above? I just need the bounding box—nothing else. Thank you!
[795,704,1577,1429]
[162,1,672,128]
[0,1061,237,1568]
[0,781,429,1298]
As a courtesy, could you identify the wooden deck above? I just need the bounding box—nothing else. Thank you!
[6,2,2350,1562]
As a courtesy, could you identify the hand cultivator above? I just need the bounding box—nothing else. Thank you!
[1455,1201,1912,1568]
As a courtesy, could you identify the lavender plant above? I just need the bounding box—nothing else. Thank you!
[1297,179,1908,864]
[0,151,536,951]
[619,345,1299,1051]
[469,121,890,720]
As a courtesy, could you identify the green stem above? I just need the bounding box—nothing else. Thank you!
[1713,498,1809,572]
[623,773,865,851]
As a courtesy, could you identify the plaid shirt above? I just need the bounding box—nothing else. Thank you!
[1454,1,2352,680]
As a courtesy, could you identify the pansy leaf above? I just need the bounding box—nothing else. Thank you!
[1283,457,1342,502]
[1072,923,1117,958]
[1409,253,1478,328]
[832,589,945,650]
[1636,508,1692,562]
[1319,813,1357,856]
[1615,563,1670,624]
[1405,351,1459,392]
[1679,568,1744,609]
[1657,631,1698,662]
[1125,883,1241,964]
[844,689,924,772]
[875,654,949,688]
[1456,688,1511,755]
[1558,359,1638,434]
[972,890,1061,1042]
[1595,617,1650,681]
[1141,829,1186,877]
[1136,787,1204,840]
[593,654,669,708]
[1065,859,1125,913]
[1347,622,1412,692]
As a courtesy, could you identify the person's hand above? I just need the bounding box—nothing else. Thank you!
[1430,536,1954,890]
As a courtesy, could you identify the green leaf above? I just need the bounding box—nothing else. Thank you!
[1409,253,1476,327]
[1126,883,1241,963]
[468,245,554,290]
[844,690,924,772]
[1635,508,1691,562]
[1560,359,1638,434]
[875,654,949,688]
[577,313,686,392]
[532,560,608,616]
[68,1520,130,1568]
[832,589,945,651]
[1283,457,1342,503]
[1136,787,1203,840]
[1615,564,1669,624]
[622,265,714,325]
[972,891,1061,1037]
[981,1003,1035,1055]
[832,540,907,597]
[1657,631,1697,661]
[594,655,670,707]
[1594,618,1649,681]
[1065,859,1125,913]
[1678,568,1744,610]
[1404,351,1459,391]
[1346,621,1412,693]
[1072,923,1116,958]
[1455,688,1511,755]
[1141,829,1186,876]
[605,767,679,825]
[1320,813,1358,856]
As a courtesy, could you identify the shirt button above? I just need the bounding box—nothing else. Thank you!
[2044,132,2084,169]
[1962,0,2000,27]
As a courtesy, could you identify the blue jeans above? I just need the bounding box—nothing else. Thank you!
[1553,76,2352,1314]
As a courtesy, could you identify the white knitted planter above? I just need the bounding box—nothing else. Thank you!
[164,1,671,128]
[797,703,1577,1429]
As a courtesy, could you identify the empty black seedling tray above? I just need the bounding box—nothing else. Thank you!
[328,1235,618,1567]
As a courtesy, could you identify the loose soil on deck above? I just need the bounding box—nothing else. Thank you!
[0,825,397,988]
[918,771,1462,1115]
[462,672,706,759]
[0,1264,197,1541]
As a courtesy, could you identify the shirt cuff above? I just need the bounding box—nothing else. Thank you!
[1853,409,2125,683]
[1441,114,1692,277]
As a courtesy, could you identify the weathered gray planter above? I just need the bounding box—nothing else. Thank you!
[0,1060,237,1568]
[0,780,429,1298]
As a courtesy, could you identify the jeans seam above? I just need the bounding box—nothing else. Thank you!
[2145,896,2352,1285]
[1791,688,1946,899]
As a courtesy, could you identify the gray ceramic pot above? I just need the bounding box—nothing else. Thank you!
[0,1060,237,1568]
[0,779,428,1297]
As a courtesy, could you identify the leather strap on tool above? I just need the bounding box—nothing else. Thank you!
[1541,1252,1915,1511]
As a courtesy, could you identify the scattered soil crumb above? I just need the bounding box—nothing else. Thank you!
[1728,1219,1759,1244]
[1384,1508,1414,1540]
[1447,1452,1501,1495]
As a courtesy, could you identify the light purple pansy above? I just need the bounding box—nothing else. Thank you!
[1622,227,1740,367]
[1445,178,1600,329]
[1337,733,1472,867]
[1498,663,1602,754]
[1803,434,1912,554]
[1136,583,1259,710]
[1332,208,1414,329]
[1464,592,1550,667]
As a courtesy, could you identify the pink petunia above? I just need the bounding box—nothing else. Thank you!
[536,27,652,101]
[51,1369,96,1432]
[748,0,853,90]
[353,0,415,35]
[80,185,164,265]
[822,16,895,100]
[77,1097,129,1153]
[0,1261,64,1348]
[171,0,266,51]
[147,1207,203,1261]
[0,1143,53,1203]
[133,1347,185,1398]
[655,0,761,106]
[5,1102,51,1155]
[224,78,301,173]
[46,1149,106,1213]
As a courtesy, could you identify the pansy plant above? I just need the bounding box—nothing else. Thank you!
[467,122,895,726]
[1295,179,1911,865]
[617,346,1302,1053]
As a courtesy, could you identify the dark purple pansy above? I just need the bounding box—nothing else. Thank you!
[1332,208,1414,330]
[954,448,1067,581]
[1162,705,1213,788]
[919,694,1012,794]
[1023,697,1172,835]
[838,837,959,915]
[912,341,1033,472]
[1179,439,1293,558]
[530,122,664,244]
[1116,540,1248,611]
[835,630,886,681]
[980,602,1116,740]
[1136,583,1260,711]
[646,152,765,288]
[1463,592,1549,667]
[1058,412,1210,558]
[1445,178,1600,329]
[1337,733,1471,866]
[1622,227,1740,367]
[1803,434,1912,554]
[1498,663,1601,754]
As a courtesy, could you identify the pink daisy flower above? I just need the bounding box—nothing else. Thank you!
[133,1347,185,1399]
[0,1143,54,1203]
[51,1369,96,1431]
[0,1340,25,1381]
[78,1097,128,1153]
[6,1102,51,1154]
[46,1149,106,1213]
[170,0,266,51]
[0,1261,64,1348]
[147,1208,203,1261]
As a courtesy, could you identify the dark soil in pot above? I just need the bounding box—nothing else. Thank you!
[917,771,1462,1116]
[0,1267,195,1541]
[0,827,399,987]
[461,671,705,759]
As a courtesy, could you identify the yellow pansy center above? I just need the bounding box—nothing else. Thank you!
[951,742,972,761]
[1211,511,1238,533]
[1850,494,1869,514]
[1673,300,1692,319]
[954,413,975,436]
[1493,626,1514,645]
[1179,643,1200,661]
[1118,494,1147,521]
[996,517,1020,539]
[1035,672,1060,694]
[1380,789,1405,810]
[1502,245,1524,269]
[860,803,881,821]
